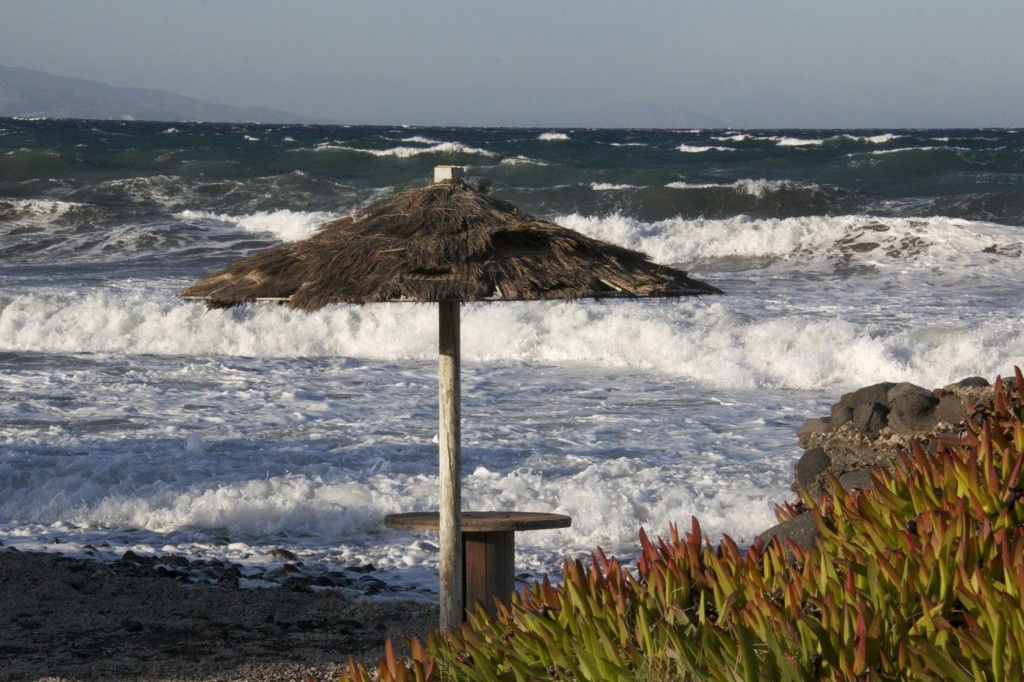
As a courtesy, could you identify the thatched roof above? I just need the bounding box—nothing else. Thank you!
[179,179,722,310]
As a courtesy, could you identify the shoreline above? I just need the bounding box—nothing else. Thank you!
[0,548,435,681]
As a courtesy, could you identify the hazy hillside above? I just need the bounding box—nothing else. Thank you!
[0,64,315,123]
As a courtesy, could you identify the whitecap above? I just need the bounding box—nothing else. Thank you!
[677,143,734,153]
[400,136,442,144]
[499,155,549,166]
[174,209,337,242]
[664,178,812,198]
[773,137,824,147]
[308,142,495,158]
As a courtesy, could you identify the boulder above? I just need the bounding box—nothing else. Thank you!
[838,469,874,491]
[839,382,897,408]
[888,390,939,435]
[887,382,933,403]
[943,376,990,391]
[757,512,819,551]
[830,403,854,427]
[797,417,831,446]
[936,393,966,424]
[794,447,830,491]
[852,402,888,436]
[267,548,299,562]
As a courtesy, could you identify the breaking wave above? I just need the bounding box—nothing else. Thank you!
[664,178,816,198]
[1,290,1020,393]
[306,142,495,158]
[677,143,734,153]
[555,213,1024,273]
[175,209,337,242]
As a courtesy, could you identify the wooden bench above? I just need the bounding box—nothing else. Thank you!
[384,511,571,619]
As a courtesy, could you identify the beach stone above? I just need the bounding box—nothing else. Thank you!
[943,376,990,391]
[839,382,896,408]
[838,469,874,491]
[852,402,889,436]
[794,447,830,491]
[280,577,312,593]
[267,548,299,562]
[888,391,939,435]
[355,575,387,595]
[936,393,966,424]
[161,554,190,568]
[797,418,831,446]
[830,404,854,427]
[757,512,819,551]
[887,382,933,403]
[310,576,335,587]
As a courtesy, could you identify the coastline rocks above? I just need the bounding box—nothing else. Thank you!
[794,375,992,498]
[109,548,398,597]
[759,467,876,551]
[757,513,817,551]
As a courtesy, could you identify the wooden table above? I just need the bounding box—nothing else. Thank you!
[384,511,571,619]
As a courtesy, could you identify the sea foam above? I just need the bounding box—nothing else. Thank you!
[175,209,336,242]
[677,144,734,153]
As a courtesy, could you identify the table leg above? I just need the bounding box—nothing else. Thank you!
[462,530,514,619]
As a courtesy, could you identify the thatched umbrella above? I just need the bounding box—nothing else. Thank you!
[179,166,722,628]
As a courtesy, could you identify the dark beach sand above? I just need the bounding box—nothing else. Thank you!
[0,550,436,681]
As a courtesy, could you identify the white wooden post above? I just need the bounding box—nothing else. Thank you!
[434,165,465,183]
[437,298,462,628]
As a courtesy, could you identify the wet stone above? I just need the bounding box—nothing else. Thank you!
[355,575,387,595]
[267,548,299,562]
[280,577,313,593]
[161,554,190,568]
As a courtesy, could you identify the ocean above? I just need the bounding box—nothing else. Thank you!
[1,119,1022,593]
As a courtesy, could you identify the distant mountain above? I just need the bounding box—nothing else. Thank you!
[0,64,316,123]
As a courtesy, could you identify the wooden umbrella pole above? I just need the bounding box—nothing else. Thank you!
[437,299,463,628]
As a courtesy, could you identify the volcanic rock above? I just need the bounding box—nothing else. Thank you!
[757,513,818,551]
[888,391,939,435]
[794,447,830,491]
[839,382,896,408]
[852,402,888,436]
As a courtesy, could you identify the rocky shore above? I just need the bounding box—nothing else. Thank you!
[0,548,436,681]
[759,374,996,550]
[2,374,1007,680]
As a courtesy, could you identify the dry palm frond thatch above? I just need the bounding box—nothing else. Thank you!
[179,179,722,310]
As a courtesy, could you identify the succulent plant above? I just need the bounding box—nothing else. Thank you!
[339,368,1024,681]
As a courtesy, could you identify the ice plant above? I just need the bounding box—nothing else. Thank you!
[339,369,1024,681]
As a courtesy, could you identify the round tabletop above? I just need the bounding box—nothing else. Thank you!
[384,511,571,533]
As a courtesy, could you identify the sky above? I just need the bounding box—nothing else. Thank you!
[2,0,1022,128]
